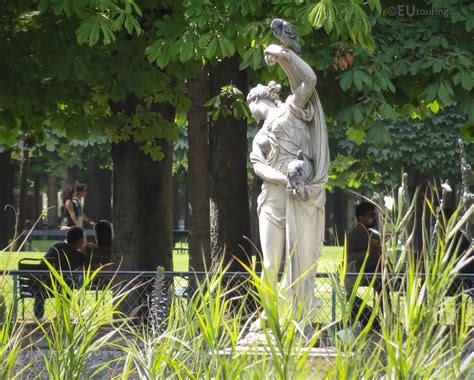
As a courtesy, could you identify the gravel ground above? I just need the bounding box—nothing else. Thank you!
[14,348,127,379]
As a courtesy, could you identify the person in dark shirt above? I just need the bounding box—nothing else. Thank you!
[346,202,382,279]
[34,227,86,319]
[344,201,383,329]
[60,186,80,228]
[44,227,86,270]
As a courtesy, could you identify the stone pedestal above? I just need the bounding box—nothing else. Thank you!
[219,344,341,378]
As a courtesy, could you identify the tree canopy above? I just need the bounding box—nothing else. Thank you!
[329,107,472,189]
[1,0,472,185]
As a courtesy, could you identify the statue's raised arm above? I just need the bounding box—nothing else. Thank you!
[263,44,316,109]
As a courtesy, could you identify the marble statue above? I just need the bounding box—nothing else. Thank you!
[247,43,329,323]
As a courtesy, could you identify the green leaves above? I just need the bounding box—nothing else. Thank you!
[367,123,392,146]
[206,38,218,60]
[206,85,250,121]
[218,37,235,57]
[309,0,379,50]
[423,82,439,103]
[0,127,18,147]
[309,1,337,34]
[76,15,101,46]
[146,40,169,68]
[76,10,141,46]
[347,127,366,145]
[379,103,398,120]
[123,12,141,35]
[353,69,372,90]
[331,105,473,188]
[428,101,440,114]
[453,72,474,92]
[239,47,263,70]
[437,81,454,105]
[339,71,353,91]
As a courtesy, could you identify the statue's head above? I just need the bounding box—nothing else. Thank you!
[247,81,282,122]
[247,81,282,105]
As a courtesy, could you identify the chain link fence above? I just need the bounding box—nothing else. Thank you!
[1,270,472,326]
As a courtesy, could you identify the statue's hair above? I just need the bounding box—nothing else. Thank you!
[247,81,282,104]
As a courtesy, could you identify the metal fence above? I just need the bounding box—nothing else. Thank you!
[2,270,473,325]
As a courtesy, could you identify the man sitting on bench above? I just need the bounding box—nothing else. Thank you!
[34,227,86,320]
[345,201,383,329]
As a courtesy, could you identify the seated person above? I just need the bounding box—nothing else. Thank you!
[82,220,113,268]
[346,202,382,276]
[34,227,86,319]
[344,201,384,328]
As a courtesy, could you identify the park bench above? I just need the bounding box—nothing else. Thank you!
[17,258,50,319]
[16,254,117,319]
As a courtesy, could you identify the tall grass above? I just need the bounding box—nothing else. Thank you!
[0,222,34,379]
[34,263,143,379]
[0,194,472,378]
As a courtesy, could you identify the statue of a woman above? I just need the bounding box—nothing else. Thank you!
[248,44,329,321]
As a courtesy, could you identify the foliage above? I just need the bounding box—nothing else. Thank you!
[0,310,27,378]
[308,0,474,141]
[309,0,381,50]
[205,85,251,121]
[172,124,188,177]
[0,1,180,161]
[328,107,473,188]
[0,0,472,188]
[37,263,133,378]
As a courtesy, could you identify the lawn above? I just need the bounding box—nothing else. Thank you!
[0,241,343,272]
[0,241,344,324]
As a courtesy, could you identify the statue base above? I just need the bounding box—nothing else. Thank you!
[218,344,341,378]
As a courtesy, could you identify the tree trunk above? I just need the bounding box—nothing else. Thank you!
[187,67,211,271]
[407,171,430,258]
[33,175,41,224]
[14,147,29,250]
[111,139,173,271]
[84,157,112,222]
[66,167,76,188]
[209,56,251,271]
[47,176,59,228]
[0,149,12,249]
[111,137,173,324]
[109,94,174,324]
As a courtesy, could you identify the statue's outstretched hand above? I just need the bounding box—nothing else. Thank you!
[264,44,290,66]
